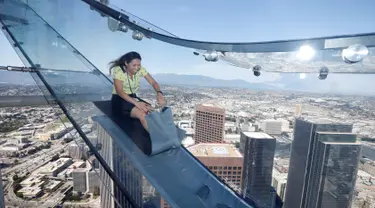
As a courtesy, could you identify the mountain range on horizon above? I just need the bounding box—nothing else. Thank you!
[143,73,375,96]
[1,70,375,96]
[141,73,279,91]
[0,70,277,89]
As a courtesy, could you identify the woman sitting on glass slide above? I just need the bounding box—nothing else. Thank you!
[110,51,166,132]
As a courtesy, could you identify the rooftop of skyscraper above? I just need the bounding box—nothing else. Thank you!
[201,103,222,108]
[187,143,241,158]
[324,141,361,145]
[316,131,357,135]
[242,131,274,139]
[73,168,88,173]
[195,103,225,114]
[299,117,354,125]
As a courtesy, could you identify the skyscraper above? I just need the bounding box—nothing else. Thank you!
[305,132,361,208]
[295,104,302,116]
[88,170,101,193]
[284,118,355,208]
[68,143,85,159]
[97,124,143,208]
[194,103,225,144]
[161,143,243,208]
[72,169,88,193]
[189,143,243,188]
[241,132,276,208]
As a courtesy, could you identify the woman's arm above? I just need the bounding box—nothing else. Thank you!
[144,73,166,106]
[144,74,162,95]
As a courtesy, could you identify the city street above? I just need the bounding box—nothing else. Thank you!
[39,181,72,208]
[3,145,66,176]
[3,144,67,207]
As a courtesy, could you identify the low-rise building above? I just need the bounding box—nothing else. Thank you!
[44,180,63,192]
[18,186,43,199]
[38,158,73,177]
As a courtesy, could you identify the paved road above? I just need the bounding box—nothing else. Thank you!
[4,177,73,208]
[3,145,66,207]
[5,178,39,208]
[39,182,72,208]
[3,145,65,176]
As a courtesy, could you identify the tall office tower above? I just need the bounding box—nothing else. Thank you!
[88,170,100,193]
[72,168,88,193]
[97,124,143,208]
[240,132,276,208]
[189,143,244,189]
[68,143,85,159]
[295,104,302,116]
[305,132,361,208]
[0,169,4,208]
[161,143,243,208]
[284,118,354,208]
[194,103,225,144]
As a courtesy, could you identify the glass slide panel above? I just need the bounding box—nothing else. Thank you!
[7,0,375,208]
[22,0,254,207]
[0,70,123,207]
[30,1,375,208]
[0,69,48,107]
[0,1,134,207]
[32,1,375,208]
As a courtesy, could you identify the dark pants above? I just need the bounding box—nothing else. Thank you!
[111,94,150,117]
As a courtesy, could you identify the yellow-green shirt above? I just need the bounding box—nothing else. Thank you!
[111,66,149,94]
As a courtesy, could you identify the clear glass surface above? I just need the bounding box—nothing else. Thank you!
[0,71,122,208]
[108,3,179,37]
[20,1,250,206]
[1,1,176,207]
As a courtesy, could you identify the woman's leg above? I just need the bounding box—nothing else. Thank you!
[130,107,149,132]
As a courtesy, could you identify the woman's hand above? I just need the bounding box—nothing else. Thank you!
[157,93,166,106]
[135,102,152,113]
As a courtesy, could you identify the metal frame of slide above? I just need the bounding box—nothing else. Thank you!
[82,0,375,53]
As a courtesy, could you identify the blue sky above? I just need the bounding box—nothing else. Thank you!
[1,0,375,93]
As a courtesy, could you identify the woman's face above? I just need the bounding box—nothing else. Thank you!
[125,59,141,74]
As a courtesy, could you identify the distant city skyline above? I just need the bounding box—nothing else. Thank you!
[2,70,375,96]
[2,79,375,207]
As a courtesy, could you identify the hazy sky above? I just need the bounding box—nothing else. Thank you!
[1,0,375,93]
